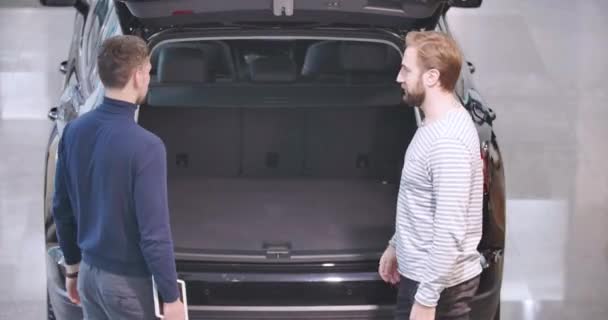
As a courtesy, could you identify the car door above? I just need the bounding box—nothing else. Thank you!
[44,70,82,243]
[50,0,107,135]
[45,3,124,317]
[63,1,88,86]
[79,0,122,114]
[45,0,122,242]
[53,0,122,129]
[79,0,110,97]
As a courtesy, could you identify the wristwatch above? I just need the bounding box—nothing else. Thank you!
[66,271,79,279]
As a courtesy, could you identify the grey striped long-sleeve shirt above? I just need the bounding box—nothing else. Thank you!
[389,107,483,307]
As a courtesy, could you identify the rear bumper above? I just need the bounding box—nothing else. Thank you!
[186,292,500,320]
[186,293,499,320]
[189,305,395,320]
[183,256,503,320]
[46,246,502,320]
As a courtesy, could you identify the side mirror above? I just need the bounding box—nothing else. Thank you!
[467,61,476,74]
[59,61,68,75]
[40,0,77,6]
[48,107,59,121]
[449,0,482,8]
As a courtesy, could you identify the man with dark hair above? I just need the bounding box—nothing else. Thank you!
[52,35,185,320]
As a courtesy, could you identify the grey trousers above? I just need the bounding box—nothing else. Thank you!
[77,262,156,320]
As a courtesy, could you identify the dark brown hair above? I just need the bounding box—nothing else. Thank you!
[97,35,149,89]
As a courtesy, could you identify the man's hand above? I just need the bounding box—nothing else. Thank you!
[65,277,80,305]
[163,300,186,320]
[409,301,436,320]
[378,245,400,285]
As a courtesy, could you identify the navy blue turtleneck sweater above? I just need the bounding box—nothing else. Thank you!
[52,97,179,302]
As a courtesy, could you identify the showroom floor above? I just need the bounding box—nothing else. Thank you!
[1,0,607,319]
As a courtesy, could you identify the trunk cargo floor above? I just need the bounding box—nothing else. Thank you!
[167,177,398,255]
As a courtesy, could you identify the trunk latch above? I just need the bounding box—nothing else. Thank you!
[273,0,294,16]
[264,242,292,259]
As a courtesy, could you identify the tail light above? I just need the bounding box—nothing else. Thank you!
[481,141,490,194]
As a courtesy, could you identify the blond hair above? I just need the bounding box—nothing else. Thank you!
[405,31,463,91]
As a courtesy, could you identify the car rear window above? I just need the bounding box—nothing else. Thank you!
[150,39,401,85]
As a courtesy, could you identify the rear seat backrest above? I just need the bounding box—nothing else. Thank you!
[147,47,239,178]
[241,108,304,177]
[301,41,342,80]
[143,42,411,180]
[302,106,414,180]
[141,105,413,180]
[339,42,400,73]
[248,56,298,82]
[303,108,377,178]
[339,42,401,82]
[241,56,301,177]
[158,46,212,83]
[299,41,405,178]
[140,107,241,178]
[301,40,400,82]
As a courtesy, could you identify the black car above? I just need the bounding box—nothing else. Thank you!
[41,0,506,319]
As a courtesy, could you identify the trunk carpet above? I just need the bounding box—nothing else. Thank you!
[167,177,398,255]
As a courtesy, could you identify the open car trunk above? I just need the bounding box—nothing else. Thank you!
[139,105,417,260]
[138,37,417,261]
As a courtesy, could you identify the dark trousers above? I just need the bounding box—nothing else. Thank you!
[77,261,156,320]
[394,275,480,320]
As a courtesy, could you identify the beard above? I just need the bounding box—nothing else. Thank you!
[402,78,426,107]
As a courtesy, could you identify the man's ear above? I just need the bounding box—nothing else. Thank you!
[423,69,441,87]
[132,67,143,89]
